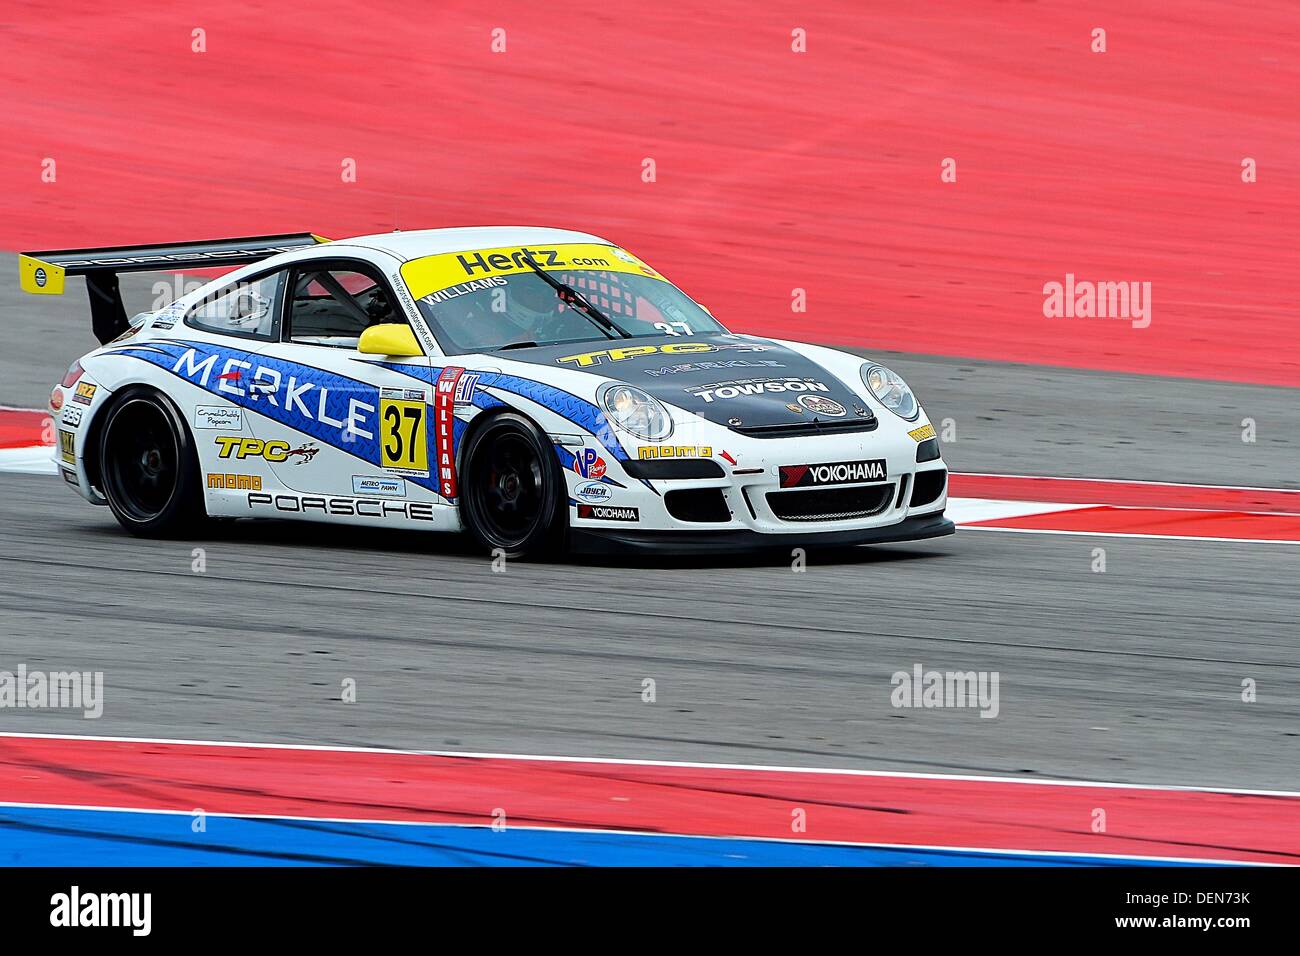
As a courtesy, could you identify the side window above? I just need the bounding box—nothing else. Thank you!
[286,266,401,347]
[186,271,284,340]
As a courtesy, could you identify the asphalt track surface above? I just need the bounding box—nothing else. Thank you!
[1,272,1297,793]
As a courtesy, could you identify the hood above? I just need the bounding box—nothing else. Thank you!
[495,333,875,431]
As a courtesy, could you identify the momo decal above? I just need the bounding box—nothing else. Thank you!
[779,459,887,488]
[207,473,263,491]
[638,445,712,459]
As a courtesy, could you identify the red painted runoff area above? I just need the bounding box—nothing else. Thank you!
[0,2,1296,384]
[0,736,1295,864]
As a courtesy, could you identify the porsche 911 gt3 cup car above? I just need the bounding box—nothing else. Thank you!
[23,227,954,556]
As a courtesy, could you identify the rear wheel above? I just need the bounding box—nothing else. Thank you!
[98,390,205,537]
[460,413,566,559]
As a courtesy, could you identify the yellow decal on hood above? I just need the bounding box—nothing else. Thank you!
[557,342,715,368]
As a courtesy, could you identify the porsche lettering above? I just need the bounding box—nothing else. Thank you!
[246,493,436,521]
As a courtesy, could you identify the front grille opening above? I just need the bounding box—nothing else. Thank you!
[731,418,877,439]
[910,469,947,508]
[915,437,941,463]
[665,488,731,523]
[895,474,910,509]
[766,484,893,522]
[623,458,725,480]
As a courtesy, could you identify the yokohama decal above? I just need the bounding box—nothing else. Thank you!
[435,366,464,499]
[779,458,887,488]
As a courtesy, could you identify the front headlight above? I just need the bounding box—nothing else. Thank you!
[861,364,919,421]
[598,382,674,441]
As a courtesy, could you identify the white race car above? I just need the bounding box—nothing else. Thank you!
[23,227,953,556]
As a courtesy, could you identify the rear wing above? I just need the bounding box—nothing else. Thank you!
[20,233,330,344]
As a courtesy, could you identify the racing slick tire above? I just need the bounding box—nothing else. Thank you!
[460,412,567,560]
[97,388,207,538]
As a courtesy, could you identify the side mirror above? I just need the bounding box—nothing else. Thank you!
[358,324,423,357]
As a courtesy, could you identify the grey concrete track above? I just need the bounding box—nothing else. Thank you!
[1,473,1297,791]
[0,261,1297,791]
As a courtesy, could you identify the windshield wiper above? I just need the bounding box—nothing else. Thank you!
[519,249,623,339]
[495,340,542,351]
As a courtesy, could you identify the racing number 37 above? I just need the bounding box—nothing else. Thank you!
[380,398,428,473]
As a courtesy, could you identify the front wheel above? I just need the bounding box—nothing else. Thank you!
[98,389,205,537]
[460,412,566,559]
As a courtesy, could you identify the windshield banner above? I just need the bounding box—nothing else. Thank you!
[401,243,662,300]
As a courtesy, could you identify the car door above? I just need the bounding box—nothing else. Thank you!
[248,258,438,501]
[177,268,291,502]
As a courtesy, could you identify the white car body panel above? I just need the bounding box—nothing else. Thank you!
[50,227,951,549]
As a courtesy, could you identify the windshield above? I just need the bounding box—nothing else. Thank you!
[404,245,728,355]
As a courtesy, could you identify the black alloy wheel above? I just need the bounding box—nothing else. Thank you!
[98,390,204,536]
[460,412,566,558]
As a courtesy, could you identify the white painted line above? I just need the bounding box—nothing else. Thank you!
[946,497,1092,524]
[955,471,1300,495]
[960,525,1300,546]
[0,445,57,475]
[2,730,1298,798]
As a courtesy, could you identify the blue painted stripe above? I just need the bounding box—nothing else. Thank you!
[0,807,1216,867]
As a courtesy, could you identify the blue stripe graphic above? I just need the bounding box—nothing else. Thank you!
[0,806,1218,867]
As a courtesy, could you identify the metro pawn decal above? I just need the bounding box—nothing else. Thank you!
[109,340,451,499]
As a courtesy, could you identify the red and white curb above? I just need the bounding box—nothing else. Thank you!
[949,474,1300,544]
[0,407,55,475]
[2,407,1296,543]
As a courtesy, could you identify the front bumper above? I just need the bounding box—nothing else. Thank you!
[566,407,950,544]
[569,509,955,554]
